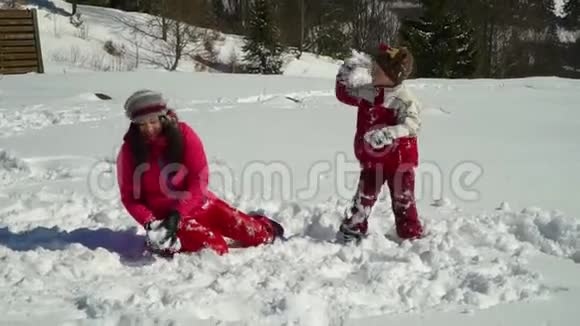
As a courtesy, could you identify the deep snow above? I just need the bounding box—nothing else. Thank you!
[1,72,580,326]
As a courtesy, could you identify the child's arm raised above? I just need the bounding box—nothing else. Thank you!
[335,80,361,106]
[335,63,360,106]
[335,60,377,106]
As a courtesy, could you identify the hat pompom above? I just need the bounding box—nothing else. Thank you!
[378,43,391,52]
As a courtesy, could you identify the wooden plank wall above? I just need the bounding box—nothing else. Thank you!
[0,9,44,75]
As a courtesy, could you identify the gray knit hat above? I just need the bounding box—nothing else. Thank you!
[124,89,169,123]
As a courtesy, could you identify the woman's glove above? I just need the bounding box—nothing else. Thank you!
[145,211,181,252]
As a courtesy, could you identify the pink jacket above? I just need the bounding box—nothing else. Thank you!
[335,76,421,169]
[116,122,209,226]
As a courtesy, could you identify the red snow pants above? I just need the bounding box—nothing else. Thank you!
[176,196,275,255]
[354,165,423,239]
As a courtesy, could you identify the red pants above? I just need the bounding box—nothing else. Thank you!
[177,196,274,255]
[353,165,423,239]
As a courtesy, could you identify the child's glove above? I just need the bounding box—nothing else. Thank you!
[145,212,181,252]
[364,128,394,149]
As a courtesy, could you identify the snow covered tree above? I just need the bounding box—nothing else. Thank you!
[115,0,202,71]
[499,0,562,77]
[307,20,351,59]
[400,2,477,78]
[304,2,351,59]
[347,0,401,53]
[564,0,580,28]
[242,0,284,74]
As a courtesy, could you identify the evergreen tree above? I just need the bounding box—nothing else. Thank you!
[564,0,580,28]
[512,0,555,27]
[400,1,478,78]
[504,0,561,77]
[242,0,284,74]
[450,15,479,77]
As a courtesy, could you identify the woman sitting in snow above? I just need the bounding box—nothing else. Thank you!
[116,90,284,255]
[335,44,424,243]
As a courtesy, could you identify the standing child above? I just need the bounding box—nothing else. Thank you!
[335,44,424,243]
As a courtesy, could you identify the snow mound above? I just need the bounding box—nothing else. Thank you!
[3,191,579,324]
[0,106,107,136]
[509,208,580,260]
[283,53,341,79]
[0,149,31,186]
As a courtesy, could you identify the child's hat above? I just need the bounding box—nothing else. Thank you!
[373,43,414,85]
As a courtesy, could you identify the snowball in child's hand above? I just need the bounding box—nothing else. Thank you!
[349,67,372,87]
[345,49,372,68]
[343,50,372,87]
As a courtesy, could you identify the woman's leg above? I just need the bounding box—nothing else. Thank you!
[192,196,275,248]
[177,218,229,255]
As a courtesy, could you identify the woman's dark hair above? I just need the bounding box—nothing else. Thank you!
[127,115,184,166]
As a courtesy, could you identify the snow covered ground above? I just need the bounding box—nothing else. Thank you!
[1,71,580,326]
[1,1,580,325]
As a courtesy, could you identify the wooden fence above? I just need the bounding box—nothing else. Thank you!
[0,9,44,75]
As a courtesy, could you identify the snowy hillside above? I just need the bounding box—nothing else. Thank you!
[22,0,339,77]
[1,71,580,325]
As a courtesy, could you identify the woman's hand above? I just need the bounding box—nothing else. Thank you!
[145,212,181,252]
